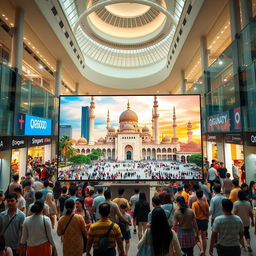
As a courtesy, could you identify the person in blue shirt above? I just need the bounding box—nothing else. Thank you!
[40,180,53,201]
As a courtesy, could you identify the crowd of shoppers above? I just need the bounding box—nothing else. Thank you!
[0,158,256,256]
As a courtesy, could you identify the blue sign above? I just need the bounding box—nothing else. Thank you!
[24,115,52,136]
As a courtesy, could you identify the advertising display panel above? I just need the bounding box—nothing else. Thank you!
[58,95,202,181]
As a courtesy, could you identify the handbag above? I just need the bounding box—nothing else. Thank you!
[136,230,152,256]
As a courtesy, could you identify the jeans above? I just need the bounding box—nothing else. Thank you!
[93,248,116,256]
[217,245,241,256]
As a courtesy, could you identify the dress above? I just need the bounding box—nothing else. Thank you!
[57,214,86,256]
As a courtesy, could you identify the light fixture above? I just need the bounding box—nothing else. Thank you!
[65,88,69,92]
[38,64,43,69]
[218,60,223,65]
[224,78,227,82]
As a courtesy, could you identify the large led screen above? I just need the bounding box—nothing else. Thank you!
[58,95,202,181]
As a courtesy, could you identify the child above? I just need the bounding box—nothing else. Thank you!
[119,203,131,256]
[0,192,5,213]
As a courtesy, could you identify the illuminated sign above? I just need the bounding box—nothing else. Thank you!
[24,115,52,136]
[208,111,230,132]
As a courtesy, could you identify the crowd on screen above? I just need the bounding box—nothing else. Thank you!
[58,160,202,181]
[0,158,256,256]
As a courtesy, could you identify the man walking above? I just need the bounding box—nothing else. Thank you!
[86,202,125,256]
[92,187,105,221]
[0,193,25,256]
[217,162,227,187]
[209,185,225,225]
[209,199,244,256]
[129,188,140,234]
[207,164,218,192]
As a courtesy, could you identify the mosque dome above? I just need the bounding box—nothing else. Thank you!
[142,126,150,133]
[98,137,105,142]
[108,126,115,132]
[119,101,138,123]
[77,137,87,144]
[69,139,77,144]
[161,136,171,144]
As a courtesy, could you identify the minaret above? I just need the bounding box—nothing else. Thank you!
[127,100,130,110]
[172,106,178,143]
[187,121,193,143]
[153,96,160,144]
[89,96,95,145]
[106,110,110,130]
[151,108,155,140]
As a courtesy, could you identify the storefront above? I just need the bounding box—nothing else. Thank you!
[0,136,11,191]
[206,134,224,163]
[224,133,244,181]
[11,136,27,177]
[244,132,256,183]
[27,136,52,163]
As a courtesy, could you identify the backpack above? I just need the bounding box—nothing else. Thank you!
[98,222,114,253]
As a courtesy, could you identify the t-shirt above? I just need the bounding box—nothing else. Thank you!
[8,182,22,194]
[218,168,227,178]
[87,218,122,249]
[229,188,241,203]
[233,200,252,227]
[24,188,35,207]
[85,197,94,210]
[129,194,140,212]
[17,196,26,212]
[208,167,217,181]
[174,208,195,229]
[92,195,105,220]
[212,215,243,247]
[99,200,122,223]
[181,191,189,205]
[40,188,53,201]
[223,179,233,192]
[113,197,130,209]
[192,200,209,220]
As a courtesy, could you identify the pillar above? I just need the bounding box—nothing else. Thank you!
[200,36,208,93]
[75,82,79,95]
[153,96,159,144]
[11,8,24,74]
[55,60,62,97]
[180,71,186,94]
[240,0,253,28]
[89,96,95,145]
[229,0,241,41]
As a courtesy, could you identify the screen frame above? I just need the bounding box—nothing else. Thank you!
[57,94,203,181]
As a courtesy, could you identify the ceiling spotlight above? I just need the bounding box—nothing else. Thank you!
[65,88,69,92]
[218,60,223,65]
[38,64,43,69]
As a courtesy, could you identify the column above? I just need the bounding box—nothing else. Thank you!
[75,82,80,95]
[55,60,62,97]
[11,8,24,74]
[200,36,208,93]
[240,0,253,28]
[229,0,241,41]
[180,70,186,94]
[89,96,95,145]
[153,96,159,144]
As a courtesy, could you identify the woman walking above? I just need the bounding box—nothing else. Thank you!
[57,199,87,256]
[133,192,150,240]
[45,193,57,229]
[138,207,182,256]
[173,196,199,256]
[75,198,91,229]
[20,200,56,256]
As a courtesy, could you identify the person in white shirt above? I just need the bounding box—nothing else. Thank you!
[27,192,50,217]
[14,187,25,213]
[208,164,218,192]
[129,188,140,234]
[33,176,43,192]
[20,200,56,255]
[232,162,239,180]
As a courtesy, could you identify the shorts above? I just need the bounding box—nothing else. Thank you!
[244,226,250,240]
[122,230,131,241]
[196,219,208,231]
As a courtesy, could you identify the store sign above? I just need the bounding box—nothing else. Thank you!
[11,136,27,149]
[0,137,11,151]
[207,134,223,142]
[28,136,52,147]
[25,115,52,136]
[245,132,256,146]
[233,107,241,130]
[224,133,243,145]
[208,111,230,132]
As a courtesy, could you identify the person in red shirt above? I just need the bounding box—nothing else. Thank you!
[85,190,94,217]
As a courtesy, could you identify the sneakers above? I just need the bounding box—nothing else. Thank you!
[133,228,137,234]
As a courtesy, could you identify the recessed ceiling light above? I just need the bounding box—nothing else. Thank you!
[38,64,43,69]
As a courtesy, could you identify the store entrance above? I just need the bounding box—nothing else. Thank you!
[28,146,45,163]
[224,143,244,183]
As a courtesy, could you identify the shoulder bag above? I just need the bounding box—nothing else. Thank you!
[197,202,208,218]
[98,222,114,254]
[2,214,17,234]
